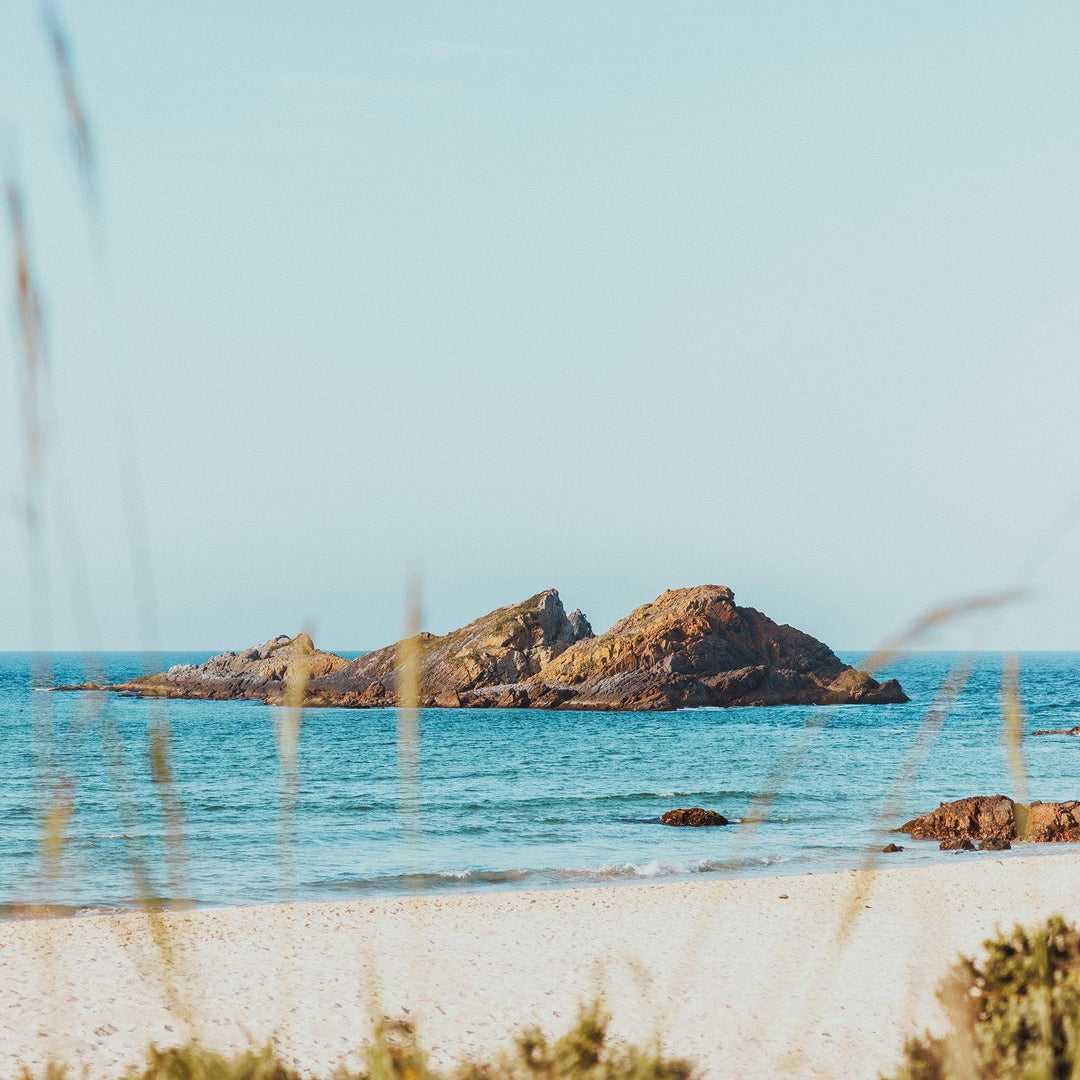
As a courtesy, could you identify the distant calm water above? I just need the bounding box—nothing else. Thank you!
[1,651,1079,913]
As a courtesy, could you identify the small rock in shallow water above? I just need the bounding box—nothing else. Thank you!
[939,838,975,851]
[660,807,729,827]
[881,843,904,853]
[979,838,1011,851]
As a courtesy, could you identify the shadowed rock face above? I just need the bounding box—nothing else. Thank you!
[104,585,907,711]
[897,795,1080,843]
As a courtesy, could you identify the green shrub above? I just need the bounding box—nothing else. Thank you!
[18,1004,693,1080]
[131,1045,304,1080]
[454,1002,694,1080]
[888,915,1080,1080]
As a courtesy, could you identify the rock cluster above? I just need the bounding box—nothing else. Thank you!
[939,839,1011,851]
[112,633,349,702]
[660,808,729,827]
[102,585,908,712]
[897,795,1080,844]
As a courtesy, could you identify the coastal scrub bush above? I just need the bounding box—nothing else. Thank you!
[454,1001,694,1080]
[17,1004,694,1080]
[131,1045,303,1080]
[17,1044,304,1080]
[887,915,1080,1080]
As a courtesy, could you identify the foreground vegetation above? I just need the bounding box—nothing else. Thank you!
[21,1004,694,1080]
[889,915,1080,1080]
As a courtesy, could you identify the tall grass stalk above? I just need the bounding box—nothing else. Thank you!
[835,655,978,942]
[1001,652,1029,816]
[18,13,1080,1080]
[28,0,196,1033]
[659,591,1020,1057]
[396,579,423,853]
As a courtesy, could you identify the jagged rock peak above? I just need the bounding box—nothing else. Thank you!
[308,588,595,707]
[566,608,592,640]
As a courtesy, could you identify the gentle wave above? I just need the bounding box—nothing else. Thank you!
[305,855,792,896]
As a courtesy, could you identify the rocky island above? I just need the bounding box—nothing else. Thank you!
[101,585,907,711]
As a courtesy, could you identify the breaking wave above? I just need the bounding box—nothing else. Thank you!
[306,855,791,896]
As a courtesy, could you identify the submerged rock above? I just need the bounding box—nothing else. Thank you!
[90,584,908,712]
[898,795,1080,844]
[660,808,729,827]
[1032,726,1080,736]
[880,843,904,853]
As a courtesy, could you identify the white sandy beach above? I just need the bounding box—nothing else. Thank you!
[2,853,1078,1080]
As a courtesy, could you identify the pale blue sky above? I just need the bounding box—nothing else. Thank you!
[2,2,1080,651]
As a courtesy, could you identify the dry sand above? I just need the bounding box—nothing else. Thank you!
[2,852,1079,1080]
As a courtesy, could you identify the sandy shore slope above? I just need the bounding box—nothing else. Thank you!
[2,853,1079,1080]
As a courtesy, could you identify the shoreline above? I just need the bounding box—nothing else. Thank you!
[3,854,1080,1079]
[6,837,1077,919]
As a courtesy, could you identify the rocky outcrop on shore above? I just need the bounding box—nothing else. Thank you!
[101,584,908,711]
[897,795,1080,843]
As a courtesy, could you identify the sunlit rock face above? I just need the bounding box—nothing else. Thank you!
[106,584,906,712]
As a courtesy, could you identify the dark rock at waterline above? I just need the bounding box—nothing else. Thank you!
[940,838,975,851]
[660,807,729,827]
[880,843,904,853]
[979,838,1012,851]
[86,585,908,712]
[898,795,1080,844]
[899,795,1016,843]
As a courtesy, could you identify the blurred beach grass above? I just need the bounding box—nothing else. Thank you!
[6,6,1080,1080]
[17,1004,695,1080]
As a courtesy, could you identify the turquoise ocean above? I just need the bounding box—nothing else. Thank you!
[1,651,1078,914]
